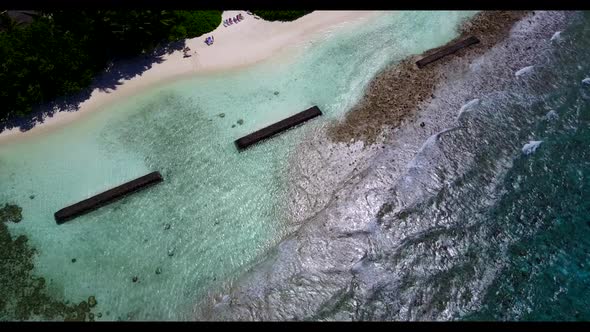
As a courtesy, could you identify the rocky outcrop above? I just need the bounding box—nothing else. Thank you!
[327,11,529,145]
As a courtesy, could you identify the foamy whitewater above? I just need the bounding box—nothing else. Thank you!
[2,11,590,322]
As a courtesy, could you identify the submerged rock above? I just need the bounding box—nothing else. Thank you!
[78,301,89,312]
[88,296,97,308]
[1,203,23,223]
[237,119,244,125]
[156,267,162,275]
[218,113,225,118]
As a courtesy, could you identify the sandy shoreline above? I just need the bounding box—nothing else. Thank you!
[0,10,380,144]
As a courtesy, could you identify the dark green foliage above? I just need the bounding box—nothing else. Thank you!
[251,11,312,22]
[169,11,222,41]
[0,10,222,129]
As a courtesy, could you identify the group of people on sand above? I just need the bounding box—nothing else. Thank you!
[202,12,251,47]
[223,13,244,27]
[182,46,192,57]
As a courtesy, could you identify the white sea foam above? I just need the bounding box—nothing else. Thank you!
[545,110,559,121]
[522,140,543,155]
[550,31,561,41]
[582,77,590,85]
[408,127,459,170]
[458,98,480,117]
[515,65,535,77]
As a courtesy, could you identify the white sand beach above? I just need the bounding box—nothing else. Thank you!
[0,10,380,143]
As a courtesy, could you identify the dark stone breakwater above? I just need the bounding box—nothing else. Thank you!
[416,36,481,69]
[54,171,163,224]
[235,106,322,151]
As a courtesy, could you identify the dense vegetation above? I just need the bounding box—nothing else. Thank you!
[0,10,312,130]
[0,10,221,128]
[251,11,312,22]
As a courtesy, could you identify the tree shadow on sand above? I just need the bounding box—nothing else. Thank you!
[0,40,187,134]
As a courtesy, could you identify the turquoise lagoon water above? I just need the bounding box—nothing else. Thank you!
[0,11,477,320]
